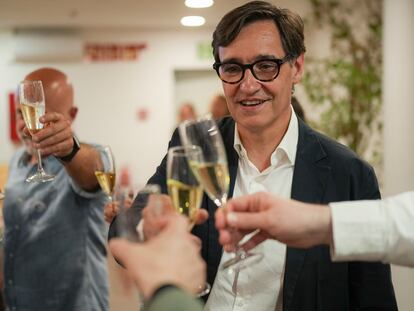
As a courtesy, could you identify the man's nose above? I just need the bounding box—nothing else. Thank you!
[239,68,261,93]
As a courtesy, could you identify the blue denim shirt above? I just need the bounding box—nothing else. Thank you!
[3,147,109,311]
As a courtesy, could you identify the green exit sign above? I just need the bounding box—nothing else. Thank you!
[197,42,213,60]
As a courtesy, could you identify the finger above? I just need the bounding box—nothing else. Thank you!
[35,126,72,148]
[239,232,267,252]
[226,211,268,231]
[215,207,226,229]
[218,229,232,246]
[39,139,74,157]
[39,111,64,124]
[227,195,258,213]
[227,192,270,213]
[33,116,68,140]
[194,209,209,225]
[23,127,31,138]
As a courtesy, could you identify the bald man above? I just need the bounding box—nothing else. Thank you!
[3,68,109,310]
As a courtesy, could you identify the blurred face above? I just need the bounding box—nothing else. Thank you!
[218,20,304,134]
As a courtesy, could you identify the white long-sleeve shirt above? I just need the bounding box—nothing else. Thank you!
[330,191,414,267]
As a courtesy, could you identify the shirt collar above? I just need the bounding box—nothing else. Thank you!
[233,105,298,167]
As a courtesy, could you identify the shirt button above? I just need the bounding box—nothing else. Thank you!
[8,279,13,285]
[236,301,243,307]
[9,253,14,258]
[14,225,19,230]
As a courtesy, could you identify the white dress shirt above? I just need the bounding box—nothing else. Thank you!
[205,109,299,311]
[330,191,414,267]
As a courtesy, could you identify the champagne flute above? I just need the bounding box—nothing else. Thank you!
[95,146,116,202]
[18,80,55,183]
[167,146,203,227]
[167,145,210,296]
[179,115,263,271]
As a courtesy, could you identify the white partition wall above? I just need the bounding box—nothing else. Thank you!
[383,0,414,309]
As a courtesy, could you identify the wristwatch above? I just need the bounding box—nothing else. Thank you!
[58,135,81,162]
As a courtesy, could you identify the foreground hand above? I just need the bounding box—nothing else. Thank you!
[142,194,209,240]
[30,111,74,158]
[216,192,332,251]
[104,190,134,223]
[109,214,206,299]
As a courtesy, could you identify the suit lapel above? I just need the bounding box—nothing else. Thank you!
[206,118,238,283]
[283,120,331,311]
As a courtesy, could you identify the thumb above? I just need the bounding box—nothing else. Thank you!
[109,239,134,266]
[227,210,267,231]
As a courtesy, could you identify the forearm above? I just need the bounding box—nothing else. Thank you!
[62,144,100,191]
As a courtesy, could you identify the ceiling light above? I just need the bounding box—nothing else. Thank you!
[185,0,214,8]
[180,16,206,27]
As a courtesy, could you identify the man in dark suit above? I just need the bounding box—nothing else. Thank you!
[110,1,397,310]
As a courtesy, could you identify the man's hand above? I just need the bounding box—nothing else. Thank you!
[104,190,134,223]
[30,111,74,158]
[215,192,332,251]
[142,194,209,240]
[109,214,206,300]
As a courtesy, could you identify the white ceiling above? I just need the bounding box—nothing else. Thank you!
[0,0,308,30]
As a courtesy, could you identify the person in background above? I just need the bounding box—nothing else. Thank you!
[291,96,306,122]
[209,94,230,120]
[3,68,109,310]
[216,191,414,267]
[109,213,204,311]
[178,102,197,122]
[110,1,397,310]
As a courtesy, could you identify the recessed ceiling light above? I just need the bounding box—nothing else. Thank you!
[185,0,214,9]
[180,16,206,27]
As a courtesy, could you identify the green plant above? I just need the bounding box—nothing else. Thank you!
[302,0,382,165]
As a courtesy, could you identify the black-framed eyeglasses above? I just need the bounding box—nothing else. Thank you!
[213,55,291,84]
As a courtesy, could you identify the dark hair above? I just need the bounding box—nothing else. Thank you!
[212,1,306,63]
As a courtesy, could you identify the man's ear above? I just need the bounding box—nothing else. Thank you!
[70,106,78,121]
[292,53,305,84]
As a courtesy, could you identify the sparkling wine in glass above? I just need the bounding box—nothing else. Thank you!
[167,146,204,227]
[18,80,55,183]
[95,146,116,202]
[167,145,211,296]
[179,115,263,271]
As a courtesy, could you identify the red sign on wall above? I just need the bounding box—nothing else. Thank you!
[84,43,147,62]
[9,92,20,143]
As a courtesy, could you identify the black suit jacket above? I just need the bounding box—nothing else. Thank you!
[110,116,397,310]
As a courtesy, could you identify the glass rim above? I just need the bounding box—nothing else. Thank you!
[168,145,202,156]
[19,80,44,85]
[179,113,217,128]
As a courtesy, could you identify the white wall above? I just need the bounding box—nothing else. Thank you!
[383,0,414,309]
[175,69,222,119]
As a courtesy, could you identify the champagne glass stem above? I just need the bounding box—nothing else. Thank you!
[35,148,46,174]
